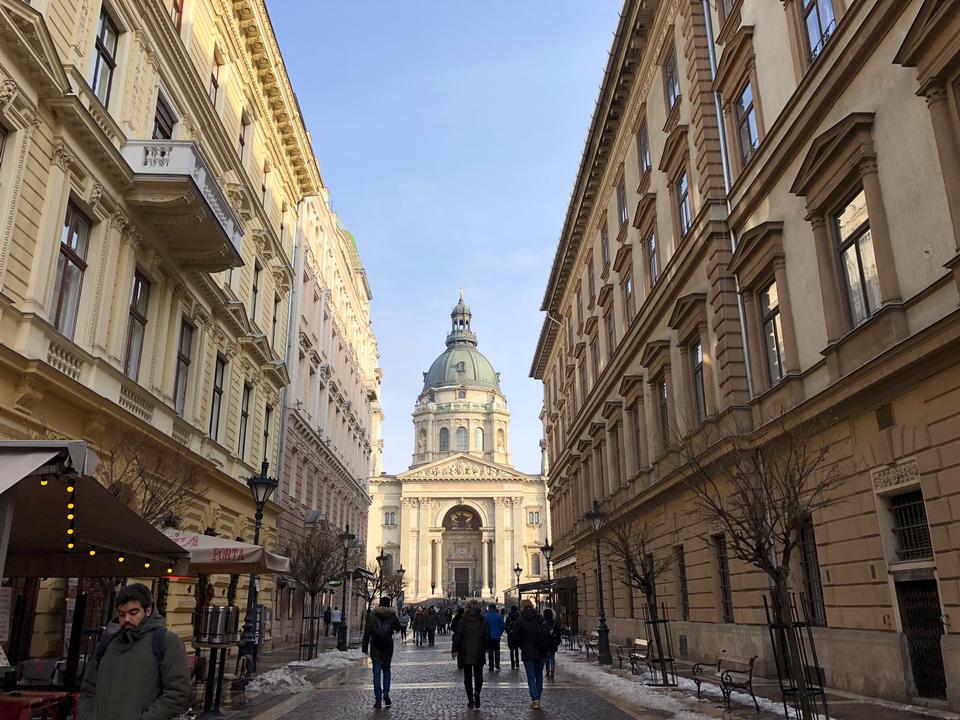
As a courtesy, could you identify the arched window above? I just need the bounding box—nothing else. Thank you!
[439,427,450,451]
[496,428,505,454]
[531,553,542,576]
[475,427,484,452]
[456,426,468,452]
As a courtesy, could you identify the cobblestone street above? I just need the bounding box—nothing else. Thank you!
[277,639,667,720]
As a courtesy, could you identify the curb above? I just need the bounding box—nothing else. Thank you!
[225,660,365,720]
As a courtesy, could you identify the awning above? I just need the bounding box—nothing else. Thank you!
[0,443,190,577]
[162,528,290,574]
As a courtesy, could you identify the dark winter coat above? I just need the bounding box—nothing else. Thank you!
[362,606,403,663]
[450,608,464,634]
[412,612,427,632]
[543,617,562,653]
[425,610,439,631]
[78,613,189,720]
[451,607,490,668]
[512,607,547,662]
[323,608,332,624]
[505,608,520,649]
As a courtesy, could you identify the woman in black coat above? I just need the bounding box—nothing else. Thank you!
[451,600,490,709]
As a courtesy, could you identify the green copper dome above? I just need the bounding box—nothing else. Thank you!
[421,293,501,392]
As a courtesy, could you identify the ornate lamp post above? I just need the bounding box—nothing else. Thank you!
[396,565,405,613]
[375,551,388,604]
[584,499,612,665]
[337,524,355,651]
[541,540,555,608]
[514,563,523,604]
[239,460,278,674]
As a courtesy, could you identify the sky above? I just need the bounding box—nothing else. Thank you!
[268,1,622,475]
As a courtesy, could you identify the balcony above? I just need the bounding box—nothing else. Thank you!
[120,141,243,271]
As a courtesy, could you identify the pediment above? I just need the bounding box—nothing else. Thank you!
[399,454,527,482]
[894,0,960,85]
[791,113,875,199]
[0,0,70,98]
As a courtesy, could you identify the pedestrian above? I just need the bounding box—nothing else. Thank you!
[79,583,189,720]
[513,599,550,710]
[412,607,426,646]
[425,606,439,646]
[331,606,343,637]
[323,606,332,637]
[398,608,410,644]
[451,600,490,709]
[362,597,403,710]
[542,608,562,679]
[483,603,505,671]
[450,606,464,635]
[505,605,520,669]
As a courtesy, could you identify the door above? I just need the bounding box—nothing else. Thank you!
[896,580,946,698]
[455,568,470,598]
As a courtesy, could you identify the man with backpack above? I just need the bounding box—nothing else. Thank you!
[361,596,403,709]
[512,599,550,710]
[79,583,189,720]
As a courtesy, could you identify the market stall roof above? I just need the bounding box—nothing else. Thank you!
[162,528,290,574]
[0,442,190,577]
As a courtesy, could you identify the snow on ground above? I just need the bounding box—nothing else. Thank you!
[247,649,365,695]
[290,648,366,669]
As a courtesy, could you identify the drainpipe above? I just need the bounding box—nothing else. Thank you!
[702,0,755,400]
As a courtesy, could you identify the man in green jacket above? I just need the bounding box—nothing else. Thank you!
[79,583,189,720]
[361,596,402,710]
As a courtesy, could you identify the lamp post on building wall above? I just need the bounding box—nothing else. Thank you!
[337,524,355,651]
[239,460,278,675]
[584,500,612,665]
[541,541,554,608]
[375,551,387,604]
[514,563,523,604]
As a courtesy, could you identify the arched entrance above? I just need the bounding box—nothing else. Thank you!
[442,505,482,598]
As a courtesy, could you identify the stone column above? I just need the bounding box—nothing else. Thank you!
[434,534,444,596]
[399,499,414,580]
[512,498,524,582]
[418,500,431,597]
[494,498,508,595]
[810,215,846,343]
[621,404,637,480]
[924,85,960,248]
[859,157,900,304]
[481,539,491,596]
[741,292,768,393]
[91,215,127,357]
[773,260,801,374]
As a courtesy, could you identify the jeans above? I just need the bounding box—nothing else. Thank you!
[427,629,435,646]
[510,646,520,667]
[487,638,501,669]
[463,664,483,699]
[523,659,545,700]
[324,622,330,636]
[546,652,556,671]
[372,659,391,701]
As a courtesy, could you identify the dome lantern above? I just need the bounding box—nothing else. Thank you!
[421,293,501,393]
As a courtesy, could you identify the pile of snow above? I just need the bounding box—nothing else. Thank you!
[290,648,365,669]
[247,667,314,694]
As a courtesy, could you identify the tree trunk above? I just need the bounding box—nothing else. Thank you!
[775,582,816,720]
[646,595,669,686]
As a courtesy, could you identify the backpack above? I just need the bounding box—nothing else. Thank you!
[96,627,167,665]
[370,615,394,649]
[535,618,554,654]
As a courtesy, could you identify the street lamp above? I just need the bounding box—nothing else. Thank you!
[396,565,405,613]
[584,499,612,665]
[514,563,523,604]
[375,551,388,605]
[337,523,356,651]
[541,540,555,608]
[239,460,278,674]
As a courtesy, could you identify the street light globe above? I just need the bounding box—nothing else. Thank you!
[541,541,555,562]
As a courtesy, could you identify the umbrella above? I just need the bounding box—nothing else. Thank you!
[162,528,290,574]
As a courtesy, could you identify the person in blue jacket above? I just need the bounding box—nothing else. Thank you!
[483,603,507,671]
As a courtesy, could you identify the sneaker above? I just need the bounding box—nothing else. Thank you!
[374,700,382,709]
[384,695,392,706]
[532,700,542,710]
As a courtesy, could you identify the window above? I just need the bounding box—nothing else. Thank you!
[760,280,786,384]
[803,0,836,61]
[528,511,541,525]
[657,379,669,449]
[91,8,119,107]
[600,225,610,267]
[238,382,252,457]
[637,122,650,174]
[890,490,933,561]
[239,113,251,157]
[799,517,827,627]
[209,51,222,106]
[633,405,644,468]
[576,288,584,328]
[456,426,468,452]
[610,427,621,487]
[475,427,484,452]
[677,172,692,236]
[531,553,542,576]
[153,96,175,140]
[647,233,659,287]
[123,272,150,380]
[664,47,681,112]
[623,274,635,324]
[835,189,880,327]
[263,403,273,461]
[617,177,628,227]
[676,546,690,621]
[735,81,759,165]
[170,0,184,30]
[587,259,596,302]
[578,361,587,402]
[383,511,396,526]
[251,262,262,323]
[566,313,574,346]
[261,161,269,204]
[691,339,706,423]
[271,293,280,348]
[715,534,734,623]
[590,337,600,383]
[457,389,466,399]
[439,427,450,451]
[51,202,91,338]
[173,319,194,415]
[605,311,616,361]
[720,0,737,22]
[209,355,226,439]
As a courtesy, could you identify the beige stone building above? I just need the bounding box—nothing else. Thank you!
[0,0,321,654]
[273,194,381,648]
[532,0,960,708]
[369,297,549,603]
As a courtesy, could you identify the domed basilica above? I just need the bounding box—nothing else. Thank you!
[368,295,549,602]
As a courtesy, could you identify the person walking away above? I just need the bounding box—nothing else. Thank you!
[323,606,332,637]
[450,606,464,635]
[451,600,490,709]
[513,599,550,710]
[331,606,343,638]
[484,604,506,671]
[505,605,521,669]
[412,608,426,647]
[79,583,189,720]
[398,609,410,644]
[425,606,439,646]
[362,597,403,709]
[542,608,562,679]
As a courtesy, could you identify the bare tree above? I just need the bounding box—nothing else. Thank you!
[603,519,673,684]
[679,414,844,720]
[288,525,344,658]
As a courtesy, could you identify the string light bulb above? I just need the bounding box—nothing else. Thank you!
[166,567,173,574]
[67,528,74,535]
[88,548,96,557]
[67,542,75,550]
[66,513,74,521]
[40,479,48,487]
[117,556,125,563]
[143,562,151,569]
[66,485,74,493]
[67,502,74,509]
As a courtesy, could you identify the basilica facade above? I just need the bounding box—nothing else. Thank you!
[368,297,549,602]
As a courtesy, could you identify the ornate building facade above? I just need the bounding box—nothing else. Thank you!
[369,297,548,602]
[0,0,321,650]
[532,0,960,708]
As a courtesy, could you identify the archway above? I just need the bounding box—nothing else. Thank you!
[442,505,483,598]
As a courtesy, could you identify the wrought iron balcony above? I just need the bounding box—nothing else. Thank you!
[120,141,243,271]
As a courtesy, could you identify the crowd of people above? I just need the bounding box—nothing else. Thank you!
[362,597,563,711]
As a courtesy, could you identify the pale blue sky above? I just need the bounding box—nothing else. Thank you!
[269,1,621,475]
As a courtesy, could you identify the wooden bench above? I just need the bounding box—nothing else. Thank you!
[693,653,759,711]
[584,631,600,659]
[628,638,651,676]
